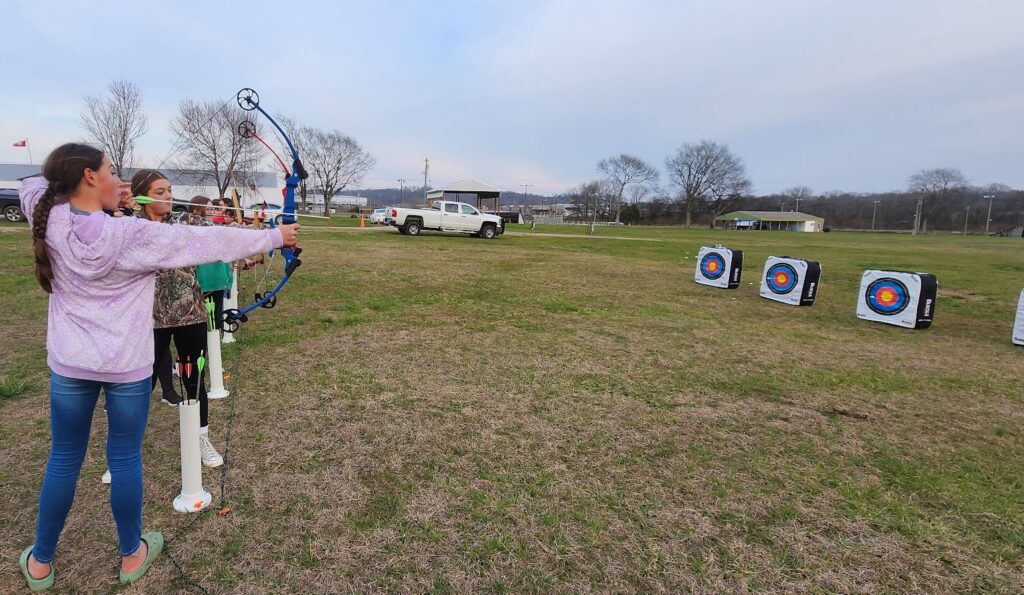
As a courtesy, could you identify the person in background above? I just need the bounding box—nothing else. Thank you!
[188,196,233,329]
[133,172,222,468]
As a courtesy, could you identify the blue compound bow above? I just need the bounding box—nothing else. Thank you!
[221,88,308,332]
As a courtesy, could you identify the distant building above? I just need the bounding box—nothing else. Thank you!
[0,163,282,209]
[993,224,1024,238]
[716,210,825,232]
[0,164,39,188]
[426,179,502,211]
[332,195,368,207]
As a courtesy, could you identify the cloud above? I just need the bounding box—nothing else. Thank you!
[3,0,1023,193]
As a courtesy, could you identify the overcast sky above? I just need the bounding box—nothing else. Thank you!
[3,0,1022,195]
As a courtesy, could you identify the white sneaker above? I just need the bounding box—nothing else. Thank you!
[101,469,111,484]
[199,434,224,468]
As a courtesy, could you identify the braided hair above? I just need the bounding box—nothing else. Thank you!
[33,143,104,293]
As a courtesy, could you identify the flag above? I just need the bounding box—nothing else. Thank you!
[12,139,27,147]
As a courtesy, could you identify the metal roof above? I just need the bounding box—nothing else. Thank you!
[0,163,42,181]
[433,179,502,194]
[716,210,824,222]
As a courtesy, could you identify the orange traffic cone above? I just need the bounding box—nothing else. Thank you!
[359,216,366,228]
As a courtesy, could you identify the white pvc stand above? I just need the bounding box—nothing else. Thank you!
[222,267,238,344]
[206,326,230,399]
[173,401,212,513]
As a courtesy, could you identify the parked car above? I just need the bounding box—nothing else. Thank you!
[1,188,27,222]
[387,201,504,239]
[248,203,286,225]
[368,207,389,225]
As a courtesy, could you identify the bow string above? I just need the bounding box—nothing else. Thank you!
[221,88,308,332]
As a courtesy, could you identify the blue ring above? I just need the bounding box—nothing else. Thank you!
[865,278,910,315]
[765,263,799,294]
[700,253,727,280]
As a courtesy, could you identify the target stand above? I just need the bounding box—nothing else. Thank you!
[856,270,937,329]
[695,246,743,289]
[760,256,821,306]
[1013,289,1024,347]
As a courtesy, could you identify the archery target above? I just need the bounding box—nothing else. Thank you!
[760,256,821,306]
[856,270,937,329]
[695,246,742,289]
[865,278,910,315]
[1013,289,1024,346]
[766,263,798,293]
[700,253,727,280]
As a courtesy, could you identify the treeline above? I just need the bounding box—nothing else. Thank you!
[549,146,1022,233]
[627,186,1024,232]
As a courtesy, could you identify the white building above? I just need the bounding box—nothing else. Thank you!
[0,164,283,209]
[306,194,368,209]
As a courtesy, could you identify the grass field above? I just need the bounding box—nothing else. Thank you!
[1,222,1022,593]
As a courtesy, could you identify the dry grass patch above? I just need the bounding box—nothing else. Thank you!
[1,228,1022,593]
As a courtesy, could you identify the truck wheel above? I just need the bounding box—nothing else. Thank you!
[480,224,496,239]
[4,205,25,222]
[404,220,421,236]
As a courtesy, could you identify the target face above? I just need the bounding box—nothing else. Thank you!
[765,263,799,294]
[865,278,910,315]
[700,253,726,280]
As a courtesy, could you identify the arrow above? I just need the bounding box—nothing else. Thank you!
[196,350,207,403]
[204,297,217,332]
[133,195,332,219]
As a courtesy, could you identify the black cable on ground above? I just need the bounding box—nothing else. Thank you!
[164,510,211,595]
[162,280,247,594]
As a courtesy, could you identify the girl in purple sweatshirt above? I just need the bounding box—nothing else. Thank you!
[18,143,298,590]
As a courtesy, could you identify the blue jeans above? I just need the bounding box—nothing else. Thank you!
[32,373,151,562]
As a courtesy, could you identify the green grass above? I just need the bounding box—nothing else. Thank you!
[0,224,1022,592]
[0,372,31,400]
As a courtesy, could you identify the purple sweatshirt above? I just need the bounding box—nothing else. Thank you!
[20,176,284,383]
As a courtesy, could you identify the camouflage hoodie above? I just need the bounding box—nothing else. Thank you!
[149,211,206,329]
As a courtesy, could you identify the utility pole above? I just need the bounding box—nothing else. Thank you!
[913,197,923,235]
[421,158,429,200]
[398,178,407,205]
[964,205,970,237]
[984,194,994,234]
[795,196,802,213]
[871,200,880,231]
[520,184,532,210]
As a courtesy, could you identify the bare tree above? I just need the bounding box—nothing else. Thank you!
[665,140,751,227]
[907,167,968,234]
[597,154,658,224]
[706,174,753,226]
[301,128,375,216]
[80,80,148,176]
[781,186,814,212]
[627,182,653,204]
[985,182,1012,193]
[169,100,262,199]
[567,181,603,221]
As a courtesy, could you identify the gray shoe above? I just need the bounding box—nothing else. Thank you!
[199,434,224,467]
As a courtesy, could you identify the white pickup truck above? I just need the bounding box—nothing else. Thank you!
[387,201,505,239]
